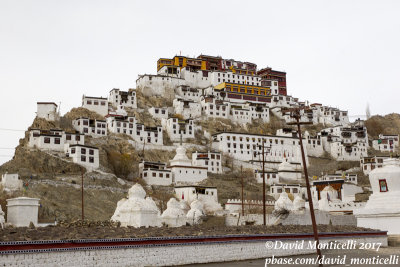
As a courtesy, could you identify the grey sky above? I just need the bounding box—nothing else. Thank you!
[1,0,399,165]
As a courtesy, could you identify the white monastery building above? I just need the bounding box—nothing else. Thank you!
[109,88,137,110]
[65,144,99,170]
[72,118,107,137]
[82,95,109,116]
[106,115,163,145]
[360,156,395,175]
[36,102,59,121]
[148,107,169,120]
[192,151,222,174]
[162,117,195,142]
[139,161,172,186]
[372,134,399,153]
[212,132,307,166]
[28,129,84,152]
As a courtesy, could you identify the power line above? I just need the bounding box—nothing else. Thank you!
[0,128,25,132]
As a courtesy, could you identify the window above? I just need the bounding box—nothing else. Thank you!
[89,149,94,155]
[159,173,163,178]
[81,156,86,162]
[66,134,71,140]
[89,157,94,163]
[379,179,388,192]
[71,148,75,154]
[152,173,156,177]
[55,138,60,144]
[76,135,80,141]
[81,148,86,154]
[44,137,51,144]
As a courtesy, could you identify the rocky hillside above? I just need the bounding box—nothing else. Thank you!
[365,113,400,139]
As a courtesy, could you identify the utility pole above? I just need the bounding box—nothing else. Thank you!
[285,107,323,266]
[262,142,266,225]
[241,165,244,216]
[81,171,84,221]
[255,141,270,225]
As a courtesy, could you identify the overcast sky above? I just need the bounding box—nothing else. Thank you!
[1,0,399,165]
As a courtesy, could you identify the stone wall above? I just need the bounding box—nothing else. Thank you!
[0,235,387,267]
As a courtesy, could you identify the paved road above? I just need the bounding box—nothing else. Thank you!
[188,247,400,267]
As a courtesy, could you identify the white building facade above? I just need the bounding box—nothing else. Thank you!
[82,95,109,116]
[36,102,59,121]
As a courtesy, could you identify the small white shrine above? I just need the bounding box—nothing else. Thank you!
[355,158,400,234]
[1,173,23,191]
[186,200,204,225]
[6,197,40,227]
[111,184,161,228]
[293,195,306,211]
[277,160,302,182]
[161,198,187,227]
[274,191,294,212]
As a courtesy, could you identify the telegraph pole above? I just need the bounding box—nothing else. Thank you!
[262,142,266,225]
[256,141,270,225]
[286,107,323,265]
[81,171,84,221]
[241,165,244,216]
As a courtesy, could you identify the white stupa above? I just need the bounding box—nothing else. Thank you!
[318,185,341,211]
[186,200,204,225]
[274,191,294,212]
[293,195,306,211]
[161,198,187,227]
[170,146,191,167]
[169,145,208,183]
[354,158,400,234]
[111,183,161,227]
[278,158,302,182]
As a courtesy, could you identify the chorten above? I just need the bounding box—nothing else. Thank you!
[111,183,161,227]
[354,158,400,234]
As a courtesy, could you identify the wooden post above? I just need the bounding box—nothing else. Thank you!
[241,165,244,216]
[81,171,84,221]
[262,142,266,225]
[286,108,323,266]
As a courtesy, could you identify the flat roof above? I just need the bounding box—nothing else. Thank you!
[213,131,304,140]
[83,96,108,100]
[174,185,217,189]
[69,144,98,149]
[37,102,58,106]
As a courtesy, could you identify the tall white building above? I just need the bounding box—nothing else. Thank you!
[36,102,59,121]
